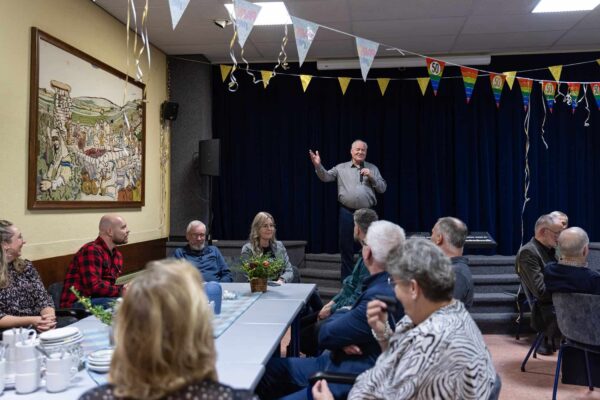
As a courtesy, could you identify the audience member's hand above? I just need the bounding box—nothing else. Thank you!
[318,302,333,320]
[309,150,321,167]
[277,278,285,285]
[34,314,57,332]
[366,299,388,338]
[342,344,363,355]
[311,380,334,400]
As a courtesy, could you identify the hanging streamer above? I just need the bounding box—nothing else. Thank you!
[426,58,445,95]
[520,103,532,246]
[582,84,591,127]
[460,67,478,104]
[540,83,549,150]
[270,24,290,78]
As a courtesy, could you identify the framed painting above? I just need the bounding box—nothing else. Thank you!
[28,27,145,209]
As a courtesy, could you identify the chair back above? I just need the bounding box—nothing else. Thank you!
[488,373,502,400]
[553,292,600,346]
[47,281,64,309]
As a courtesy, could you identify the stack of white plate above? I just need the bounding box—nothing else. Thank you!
[39,327,83,351]
[87,349,113,373]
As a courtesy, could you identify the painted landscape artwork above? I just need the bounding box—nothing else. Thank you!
[28,28,145,209]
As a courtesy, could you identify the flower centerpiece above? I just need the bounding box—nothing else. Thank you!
[240,253,284,292]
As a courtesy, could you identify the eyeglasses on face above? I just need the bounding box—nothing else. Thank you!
[387,277,397,288]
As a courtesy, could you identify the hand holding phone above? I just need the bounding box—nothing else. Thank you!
[373,294,397,314]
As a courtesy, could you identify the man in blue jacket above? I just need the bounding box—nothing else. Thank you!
[256,221,405,400]
[173,220,233,282]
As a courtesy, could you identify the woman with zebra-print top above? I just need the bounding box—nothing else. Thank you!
[312,238,496,400]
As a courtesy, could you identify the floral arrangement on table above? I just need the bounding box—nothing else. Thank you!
[240,253,284,281]
[69,287,116,325]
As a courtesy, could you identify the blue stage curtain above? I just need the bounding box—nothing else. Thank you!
[211,52,600,255]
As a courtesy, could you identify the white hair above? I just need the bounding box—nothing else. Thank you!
[364,220,405,265]
[186,220,206,234]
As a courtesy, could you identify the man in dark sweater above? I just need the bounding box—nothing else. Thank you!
[430,217,474,310]
[173,220,232,282]
[544,227,600,295]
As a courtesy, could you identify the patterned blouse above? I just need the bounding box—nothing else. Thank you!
[0,260,54,319]
[79,380,258,400]
[349,300,496,400]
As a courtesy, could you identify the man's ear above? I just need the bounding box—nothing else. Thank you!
[583,245,590,258]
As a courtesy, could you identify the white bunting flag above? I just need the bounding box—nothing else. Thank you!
[168,0,190,30]
[233,0,262,48]
[291,16,319,67]
[356,37,379,81]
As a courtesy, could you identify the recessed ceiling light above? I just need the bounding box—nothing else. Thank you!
[532,0,600,13]
[224,2,291,26]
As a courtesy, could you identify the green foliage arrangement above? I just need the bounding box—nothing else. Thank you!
[240,253,284,280]
[69,286,115,325]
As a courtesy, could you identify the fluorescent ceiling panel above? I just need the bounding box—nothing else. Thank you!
[224,2,291,25]
[532,0,600,12]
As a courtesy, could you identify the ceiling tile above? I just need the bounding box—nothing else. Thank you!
[453,31,564,52]
[553,29,600,47]
[374,35,458,55]
[349,0,474,20]
[286,0,352,22]
[463,13,586,34]
[472,0,539,15]
[352,17,466,40]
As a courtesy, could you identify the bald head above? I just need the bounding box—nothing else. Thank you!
[99,214,129,248]
[558,227,589,259]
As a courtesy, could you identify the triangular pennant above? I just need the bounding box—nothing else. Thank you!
[460,67,478,103]
[517,78,533,111]
[168,0,191,30]
[489,73,506,108]
[377,78,390,96]
[426,58,445,96]
[300,75,312,92]
[220,65,233,82]
[291,16,319,67]
[503,71,517,90]
[591,83,600,110]
[417,77,430,96]
[338,77,351,95]
[567,82,581,114]
[233,0,262,48]
[260,70,272,88]
[356,37,379,81]
[542,81,557,113]
[548,65,562,82]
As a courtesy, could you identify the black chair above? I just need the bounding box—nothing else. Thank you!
[307,372,502,400]
[47,281,90,323]
[514,284,534,340]
[552,292,600,400]
[518,282,547,371]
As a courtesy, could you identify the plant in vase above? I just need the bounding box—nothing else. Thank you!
[240,254,284,292]
[69,286,116,325]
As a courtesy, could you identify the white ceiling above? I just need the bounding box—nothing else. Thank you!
[93,0,600,63]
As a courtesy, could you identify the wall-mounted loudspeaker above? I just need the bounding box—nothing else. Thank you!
[161,101,179,121]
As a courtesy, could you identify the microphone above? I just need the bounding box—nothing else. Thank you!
[359,162,364,182]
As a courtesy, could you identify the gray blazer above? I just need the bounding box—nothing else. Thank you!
[240,241,295,283]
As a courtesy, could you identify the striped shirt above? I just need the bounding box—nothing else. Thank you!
[350,300,496,400]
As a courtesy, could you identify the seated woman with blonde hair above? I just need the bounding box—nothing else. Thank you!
[80,259,256,400]
[0,220,56,332]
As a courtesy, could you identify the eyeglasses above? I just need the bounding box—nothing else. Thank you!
[387,277,397,288]
[261,224,276,229]
[546,228,562,236]
[360,239,368,247]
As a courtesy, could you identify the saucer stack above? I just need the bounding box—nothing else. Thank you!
[39,327,83,351]
[87,349,113,373]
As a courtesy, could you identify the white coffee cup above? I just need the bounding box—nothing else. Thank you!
[15,341,38,363]
[45,353,78,393]
[15,371,40,394]
[2,329,36,347]
[0,358,6,395]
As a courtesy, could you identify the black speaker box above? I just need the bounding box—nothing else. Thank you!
[199,139,220,176]
[161,101,179,121]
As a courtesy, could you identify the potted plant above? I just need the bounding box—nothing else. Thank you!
[240,254,284,292]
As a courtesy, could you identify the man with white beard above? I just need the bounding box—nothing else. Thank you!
[173,220,233,282]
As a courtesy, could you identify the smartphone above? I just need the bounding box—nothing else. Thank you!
[373,294,397,314]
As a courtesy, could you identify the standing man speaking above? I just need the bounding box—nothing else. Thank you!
[309,140,387,281]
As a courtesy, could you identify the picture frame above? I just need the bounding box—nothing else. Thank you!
[28,27,146,209]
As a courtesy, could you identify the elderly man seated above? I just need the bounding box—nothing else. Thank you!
[173,220,232,283]
[312,238,497,400]
[544,227,600,295]
[256,221,405,400]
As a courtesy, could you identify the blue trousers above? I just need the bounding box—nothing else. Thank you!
[339,206,359,282]
[256,352,353,400]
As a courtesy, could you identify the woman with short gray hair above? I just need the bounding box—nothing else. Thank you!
[312,238,497,400]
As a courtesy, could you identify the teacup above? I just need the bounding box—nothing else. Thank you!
[45,354,77,393]
[15,371,40,394]
[0,358,6,395]
[15,356,41,375]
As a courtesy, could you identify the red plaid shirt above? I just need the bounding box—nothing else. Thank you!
[60,237,123,308]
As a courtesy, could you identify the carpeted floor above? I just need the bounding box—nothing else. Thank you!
[486,334,600,400]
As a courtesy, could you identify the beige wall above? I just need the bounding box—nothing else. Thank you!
[0,0,169,260]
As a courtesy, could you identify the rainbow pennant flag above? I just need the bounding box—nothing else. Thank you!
[567,82,581,114]
[489,73,506,108]
[517,78,533,111]
[542,81,557,113]
[460,67,478,103]
[592,83,600,110]
[426,58,445,96]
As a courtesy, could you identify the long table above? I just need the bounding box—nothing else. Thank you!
[3,283,316,399]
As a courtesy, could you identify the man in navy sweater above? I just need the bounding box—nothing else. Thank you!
[256,221,405,400]
[544,227,600,295]
[173,220,233,282]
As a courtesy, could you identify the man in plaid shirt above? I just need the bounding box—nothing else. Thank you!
[60,214,129,308]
